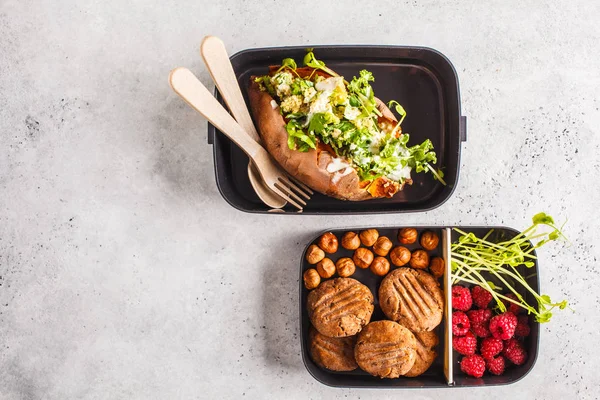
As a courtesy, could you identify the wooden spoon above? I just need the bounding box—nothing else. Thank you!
[200,36,287,209]
[169,68,311,210]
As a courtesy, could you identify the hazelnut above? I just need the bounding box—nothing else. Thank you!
[409,249,430,269]
[390,246,411,267]
[316,258,336,278]
[335,257,356,277]
[341,232,361,250]
[398,228,418,244]
[318,232,338,254]
[420,231,440,251]
[373,236,393,256]
[306,244,325,264]
[429,257,445,279]
[359,229,379,247]
[370,256,390,276]
[353,248,374,269]
[303,269,321,290]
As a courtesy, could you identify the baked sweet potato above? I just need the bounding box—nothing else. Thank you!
[247,52,441,201]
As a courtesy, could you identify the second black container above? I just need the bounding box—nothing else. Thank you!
[299,226,539,388]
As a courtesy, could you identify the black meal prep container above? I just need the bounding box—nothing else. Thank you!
[299,226,539,388]
[207,45,467,214]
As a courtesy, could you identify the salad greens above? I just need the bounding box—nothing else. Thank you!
[255,50,445,187]
[451,212,570,323]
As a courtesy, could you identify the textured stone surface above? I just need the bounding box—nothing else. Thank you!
[1,0,599,398]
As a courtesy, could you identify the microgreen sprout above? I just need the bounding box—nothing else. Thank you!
[276,58,299,75]
[387,100,407,133]
[451,213,570,323]
[303,49,339,77]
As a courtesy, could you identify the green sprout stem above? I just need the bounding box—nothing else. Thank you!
[461,276,534,313]
[451,213,570,323]
[426,163,447,185]
[303,50,339,78]
[450,269,515,313]
[461,263,537,308]
[356,92,382,117]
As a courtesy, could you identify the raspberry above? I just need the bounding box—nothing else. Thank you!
[486,356,506,375]
[480,337,504,359]
[467,309,492,325]
[453,331,477,355]
[471,323,491,338]
[503,338,527,365]
[502,293,524,314]
[471,285,493,309]
[452,311,471,336]
[460,354,486,378]
[452,285,473,311]
[515,315,531,337]
[489,312,517,340]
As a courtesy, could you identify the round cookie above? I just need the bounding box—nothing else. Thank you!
[354,320,417,378]
[308,326,357,371]
[379,268,444,332]
[307,278,374,338]
[404,330,439,377]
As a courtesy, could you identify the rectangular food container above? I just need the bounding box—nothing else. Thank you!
[207,45,467,214]
[299,226,539,388]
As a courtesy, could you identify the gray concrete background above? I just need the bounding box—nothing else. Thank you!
[1,0,598,398]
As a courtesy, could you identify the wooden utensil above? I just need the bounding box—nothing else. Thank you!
[200,35,287,209]
[169,67,311,211]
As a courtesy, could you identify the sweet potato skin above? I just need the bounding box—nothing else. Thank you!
[247,76,407,201]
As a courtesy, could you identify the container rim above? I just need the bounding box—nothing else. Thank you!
[229,44,460,79]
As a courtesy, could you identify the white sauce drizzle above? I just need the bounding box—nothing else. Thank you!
[331,167,354,184]
[326,157,351,173]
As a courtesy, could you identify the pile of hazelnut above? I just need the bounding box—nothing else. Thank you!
[303,228,444,289]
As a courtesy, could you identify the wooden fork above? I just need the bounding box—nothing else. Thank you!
[169,67,312,210]
[200,36,288,209]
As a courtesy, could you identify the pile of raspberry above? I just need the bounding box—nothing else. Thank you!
[452,285,530,378]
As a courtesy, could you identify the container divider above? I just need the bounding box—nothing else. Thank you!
[443,227,454,386]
